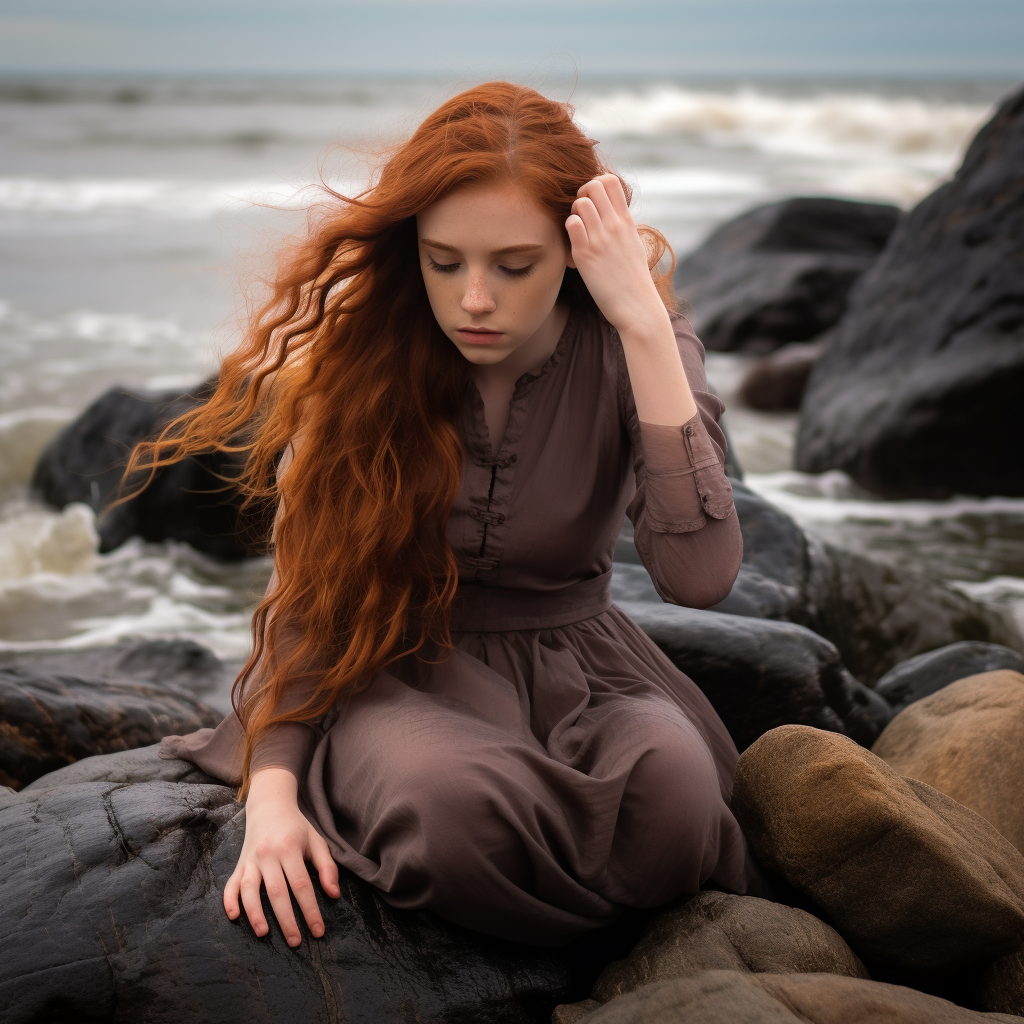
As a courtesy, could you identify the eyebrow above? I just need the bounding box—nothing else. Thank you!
[419,239,546,258]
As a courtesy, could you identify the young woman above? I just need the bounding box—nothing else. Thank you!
[151,81,767,949]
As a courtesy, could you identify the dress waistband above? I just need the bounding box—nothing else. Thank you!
[450,570,613,632]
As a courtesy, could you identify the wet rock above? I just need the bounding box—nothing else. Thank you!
[980,947,1024,1016]
[32,381,269,558]
[591,892,867,1002]
[874,642,1024,711]
[617,600,892,752]
[738,339,825,411]
[796,86,1024,498]
[733,724,1024,983]
[674,197,900,353]
[616,482,1019,685]
[873,671,1024,855]
[722,483,1020,683]
[1,745,576,1024]
[0,639,224,789]
[570,971,1024,1024]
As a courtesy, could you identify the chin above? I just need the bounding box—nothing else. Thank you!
[456,345,511,365]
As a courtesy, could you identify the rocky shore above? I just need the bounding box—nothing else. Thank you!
[3,81,1024,1024]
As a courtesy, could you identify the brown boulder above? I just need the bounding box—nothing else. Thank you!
[873,671,1024,855]
[552,892,866,1023]
[572,971,1024,1023]
[732,725,1024,980]
[738,340,825,411]
[980,948,1024,1016]
[592,892,867,1000]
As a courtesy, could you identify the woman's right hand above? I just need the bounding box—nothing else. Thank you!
[224,767,341,946]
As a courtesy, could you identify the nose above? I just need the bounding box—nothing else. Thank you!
[461,269,496,317]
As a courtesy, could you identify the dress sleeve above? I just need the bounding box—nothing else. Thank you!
[620,313,743,608]
[249,720,320,779]
[244,573,323,782]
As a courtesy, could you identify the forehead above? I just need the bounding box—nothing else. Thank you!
[416,182,561,247]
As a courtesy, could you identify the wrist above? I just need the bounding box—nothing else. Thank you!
[615,304,675,351]
[246,765,299,805]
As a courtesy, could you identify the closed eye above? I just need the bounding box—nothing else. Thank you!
[427,257,460,274]
[500,264,535,278]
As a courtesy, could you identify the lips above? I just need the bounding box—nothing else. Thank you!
[456,327,504,344]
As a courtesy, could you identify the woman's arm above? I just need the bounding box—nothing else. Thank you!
[624,318,742,607]
[566,174,742,607]
[223,436,341,946]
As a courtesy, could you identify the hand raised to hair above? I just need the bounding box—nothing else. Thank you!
[565,173,665,334]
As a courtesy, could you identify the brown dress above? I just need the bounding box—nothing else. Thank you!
[160,308,767,946]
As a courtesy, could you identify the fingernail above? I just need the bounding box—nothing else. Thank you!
[313,926,324,938]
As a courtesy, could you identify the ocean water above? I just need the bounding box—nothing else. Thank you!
[1,75,1022,670]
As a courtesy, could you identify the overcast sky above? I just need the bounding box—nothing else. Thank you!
[1,0,1022,78]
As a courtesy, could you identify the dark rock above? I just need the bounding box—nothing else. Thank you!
[874,642,1024,711]
[738,339,825,411]
[0,639,224,790]
[590,892,867,1003]
[616,600,892,752]
[616,482,1020,685]
[1,745,577,1024]
[720,483,1021,683]
[873,670,1024,855]
[32,381,270,558]
[570,971,1024,1024]
[674,197,900,353]
[980,947,1024,1016]
[733,724,1024,984]
[796,85,1024,498]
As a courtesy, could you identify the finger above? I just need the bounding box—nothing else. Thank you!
[240,868,270,938]
[565,212,588,248]
[579,177,615,220]
[223,870,242,920]
[282,855,325,938]
[601,174,632,216]
[570,196,601,235]
[310,836,341,898]
[262,862,302,947]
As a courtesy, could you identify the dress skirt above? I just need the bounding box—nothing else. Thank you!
[162,576,767,946]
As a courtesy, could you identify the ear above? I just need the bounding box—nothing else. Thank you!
[565,240,577,269]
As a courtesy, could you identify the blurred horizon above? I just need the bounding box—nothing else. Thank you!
[2,0,1023,79]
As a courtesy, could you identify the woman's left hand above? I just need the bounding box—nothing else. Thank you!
[565,173,665,333]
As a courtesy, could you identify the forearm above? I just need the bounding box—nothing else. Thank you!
[617,306,698,427]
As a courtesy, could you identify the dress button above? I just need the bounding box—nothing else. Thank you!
[497,513,506,524]
[685,425,693,436]
[508,454,517,464]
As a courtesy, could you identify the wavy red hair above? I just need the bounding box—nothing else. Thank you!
[123,81,676,790]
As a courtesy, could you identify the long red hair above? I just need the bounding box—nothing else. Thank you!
[124,81,675,789]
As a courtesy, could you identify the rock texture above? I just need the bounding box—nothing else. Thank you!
[589,892,867,1003]
[796,85,1024,498]
[980,948,1024,1017]
[733,725,1024,983]
[32,381,269,558]
[0,639,224,789]
[566,971,1024,1024]
[616,482,1019,685]
[674,197,900,353]
[874,642,1024,711]
[617,600,891,752]
[1,745,577,1024]
[873,670,1024,854]
[738,339,825,411]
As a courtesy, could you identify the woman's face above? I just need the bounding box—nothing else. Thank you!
[416,182,574,368]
